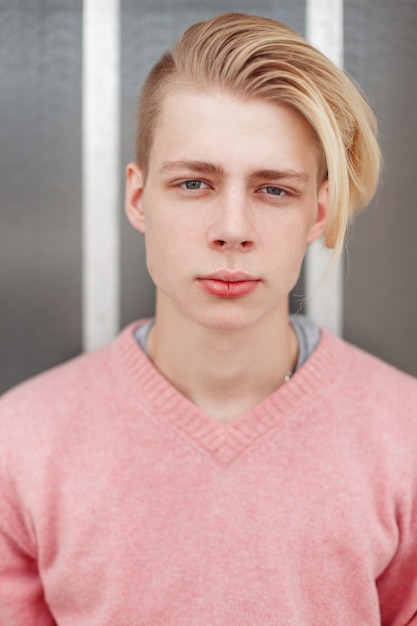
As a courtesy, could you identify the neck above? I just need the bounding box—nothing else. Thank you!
[147,298,298,424]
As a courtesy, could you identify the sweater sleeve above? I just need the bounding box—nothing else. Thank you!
[377,496,417,625]
[376,426,417,626]
[0,514,55,626]
[0,387,56,626]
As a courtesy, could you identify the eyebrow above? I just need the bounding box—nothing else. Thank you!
[248,169,310,184]
[159,160,225,176]
[159,160,310,184]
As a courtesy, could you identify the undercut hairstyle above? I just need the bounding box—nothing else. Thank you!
[136,12,381,262]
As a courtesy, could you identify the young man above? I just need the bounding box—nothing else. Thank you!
[0,12,416,626]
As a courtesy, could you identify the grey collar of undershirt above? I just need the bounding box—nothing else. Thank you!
[134,314,320,374]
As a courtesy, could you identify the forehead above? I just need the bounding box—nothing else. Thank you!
[148,87,320,177]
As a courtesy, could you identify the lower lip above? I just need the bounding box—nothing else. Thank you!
[199,279,260,298]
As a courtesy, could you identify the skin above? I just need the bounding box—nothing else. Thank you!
[125,87,328,424]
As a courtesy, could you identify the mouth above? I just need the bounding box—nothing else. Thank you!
[198,271,261,298]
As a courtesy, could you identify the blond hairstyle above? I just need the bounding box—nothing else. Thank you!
[136,12,381,261]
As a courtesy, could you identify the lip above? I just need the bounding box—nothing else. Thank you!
[198,270,260,298]
[201,270,258,282]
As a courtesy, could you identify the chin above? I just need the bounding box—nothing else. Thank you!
[191,308,263,333]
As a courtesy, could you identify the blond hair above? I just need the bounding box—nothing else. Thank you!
[136,12,381,261]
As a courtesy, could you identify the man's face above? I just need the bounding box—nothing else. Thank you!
[126,88,328,332]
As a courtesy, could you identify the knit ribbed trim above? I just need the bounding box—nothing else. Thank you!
[112,321,349,466]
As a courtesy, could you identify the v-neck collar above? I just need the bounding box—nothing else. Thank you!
[113,321,345,466]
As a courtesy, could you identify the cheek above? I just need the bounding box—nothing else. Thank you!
[264,217,311,257]
[262,218,311,289]
[144,229,169,280]
[145,203,202,252]
[143,215,191,282]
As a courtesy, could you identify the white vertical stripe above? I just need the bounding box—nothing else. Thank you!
[305,0,344,336]
[82,0,120,351]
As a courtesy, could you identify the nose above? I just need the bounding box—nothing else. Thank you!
[207,189,256,252]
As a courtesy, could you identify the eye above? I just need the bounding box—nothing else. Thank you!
[259,186,286,197]
[181,180,208,190]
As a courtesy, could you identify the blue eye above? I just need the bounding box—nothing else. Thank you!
[264,186,285,196]
[183,180,204,190]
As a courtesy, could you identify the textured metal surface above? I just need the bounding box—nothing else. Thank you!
[0,2,83,393]
[344,0,417,375]
[119,0,306,327]
[82,0,120,351]
[305,0,344,335]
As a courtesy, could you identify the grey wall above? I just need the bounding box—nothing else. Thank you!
[0,0,416,394]
[0,2,83,393]
[344,0,417,376]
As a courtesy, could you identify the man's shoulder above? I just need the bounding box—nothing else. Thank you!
[2,345,107,409]
[336,331,414,378]
[292,315,417,395]
[0,321,143,432]
[319,329,417,411]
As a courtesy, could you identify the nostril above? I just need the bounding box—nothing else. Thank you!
[212,239,253,249]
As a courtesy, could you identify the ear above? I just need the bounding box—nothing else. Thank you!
[307,178,329,244]
[125,162,146,233]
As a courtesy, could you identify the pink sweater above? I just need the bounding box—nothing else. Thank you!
[1,321,417,625]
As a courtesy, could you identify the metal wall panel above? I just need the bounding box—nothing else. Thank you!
[0,2,83,393]
[344,0,417,376]
[119,0,306,327]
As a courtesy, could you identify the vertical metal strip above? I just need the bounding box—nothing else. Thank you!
[305,0,344,336]
[82,0,120,351]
